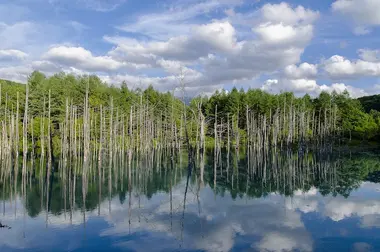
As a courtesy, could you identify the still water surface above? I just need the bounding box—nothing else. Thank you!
[1,149,380,252]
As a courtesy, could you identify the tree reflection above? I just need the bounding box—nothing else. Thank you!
[0,148,379,219]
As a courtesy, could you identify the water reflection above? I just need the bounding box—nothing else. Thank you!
[1,148,380,251]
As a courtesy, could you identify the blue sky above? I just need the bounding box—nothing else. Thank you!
[1,0,380,97]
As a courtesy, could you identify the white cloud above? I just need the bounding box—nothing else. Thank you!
[262,78,320,95]
[253,23,313,46]
[332,0,380,35]
[98,72,217,97]
[0,0,378,97]
[43,46,150,73]
[156,59,201,78]
[99,73,179,92]
[0,59,96,83]
[358,49,380,62]
[108,21,238,63]
[321,83,368,98]
[261,63,368,98]
[0,49,28,61]
[192,21,237,52]
[284,63,318,79]
[31,60,61,73]
[102,2,319,93]
[117,0,243,40]
[8,1,378,97]
[261,62,319,95]
[0,65,31,83]
[0,2,323,95]
[253,2,318,50]
[261,2,319,25]
[323,54,380,79]
[104,3,319,93]
[332,0,380,25]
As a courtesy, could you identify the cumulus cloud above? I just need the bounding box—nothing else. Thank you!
[261,78,318,95]
[321,83,368,98]
[2,0,376,97]
[98,72,219,97]
[253,2,318,48]
[332,0,380,35]
[100,2,320,93]
[261,2,319,25]
[0,65,31,83]
[0,60,94,83]
[262,78,367,98]
[284,63,318,79]
[332,0,380,25]
[31,60,61,73]
[253,23,313,46]
[0,49,28,61]
[98,73,179,92]
[192,21,237,52]
[43,46,150,73]
[323,54,380,79]
[107,21,238,63]
[261,62,368,98]
[0,1,324,96]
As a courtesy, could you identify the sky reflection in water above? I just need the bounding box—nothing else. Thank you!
[1,150,380,252]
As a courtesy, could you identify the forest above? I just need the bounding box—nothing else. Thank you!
[0,70,379,161]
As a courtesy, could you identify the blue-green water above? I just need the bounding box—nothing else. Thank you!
[1,149,380,252]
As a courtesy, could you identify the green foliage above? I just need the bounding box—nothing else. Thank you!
[197,87,380,141]
[1,71,380,145]
[1,72,186,150]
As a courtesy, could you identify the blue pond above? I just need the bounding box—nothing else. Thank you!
[1,149,380,252]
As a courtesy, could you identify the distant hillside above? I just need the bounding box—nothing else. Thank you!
[0,79,25,96]
[0,79,23,85]
[358,95,380,113]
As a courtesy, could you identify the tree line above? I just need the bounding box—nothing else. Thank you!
[0,71,379,160]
